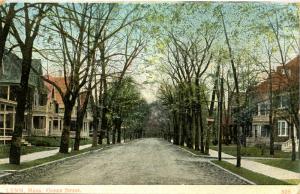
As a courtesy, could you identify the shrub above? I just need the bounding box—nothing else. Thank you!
[25,136,92,147]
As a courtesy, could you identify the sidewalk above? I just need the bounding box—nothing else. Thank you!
[209,149,300,180]
[0,144,92,165]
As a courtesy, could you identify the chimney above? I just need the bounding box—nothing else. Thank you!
[58,70,62,77]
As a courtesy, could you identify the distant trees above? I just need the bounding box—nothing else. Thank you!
[158,24,216,151]
[156,3,299,165]
[107,77,150,142]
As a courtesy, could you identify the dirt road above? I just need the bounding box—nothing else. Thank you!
[26,138,248,184]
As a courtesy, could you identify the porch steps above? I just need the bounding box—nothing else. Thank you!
[21,139,31,147]
[281,139,299,152]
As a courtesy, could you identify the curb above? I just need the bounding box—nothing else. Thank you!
[177,146,235,160]
[209,161,256,185]
[177,145,255,185]
[18,147,105,173]
[0,145,109,184]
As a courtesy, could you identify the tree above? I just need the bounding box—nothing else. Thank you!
[9,3,52,165]
[42,4,142,152]
[0,3,17,76]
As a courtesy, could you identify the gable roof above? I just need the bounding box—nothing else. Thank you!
[44,76,67,106]
[254,55,299,95]
[0,50,44,89]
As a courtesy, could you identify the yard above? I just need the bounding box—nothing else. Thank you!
[0,145,55,159]
[25,136,93,147]
[212,160,291,185]
[255,159,300,173]
[211,145,292,158]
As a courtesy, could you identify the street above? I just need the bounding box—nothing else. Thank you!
[25,138,247,185]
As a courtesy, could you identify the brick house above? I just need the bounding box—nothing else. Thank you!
[247,56,299,151]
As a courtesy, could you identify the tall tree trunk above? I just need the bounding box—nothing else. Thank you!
[186,83,193,149]
[221,10,241,167]
[112,127,116,144]
[91,96,99,147]
[194,81,200,151]
[218,77,224,161]
[186,110,193,148]
[173,110,179,145]
[74,91,90,151]
[59,102,73,153]
[194,108,200,151]
[268,55,274,155]
[179,90,186,146]
[74,113,84,151]
[9,56,31,164]
[0,4,16,77]
[291,123,296,161]
[198,94,205,153]
[205,65,219,154]
[117,124,121,143]
[92,116,98,147]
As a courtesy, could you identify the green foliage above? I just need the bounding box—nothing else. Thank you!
[107,76,150,134]
[25,136,92,147]
[211,145,292,158]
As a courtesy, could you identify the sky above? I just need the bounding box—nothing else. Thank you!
[4,2,299,103]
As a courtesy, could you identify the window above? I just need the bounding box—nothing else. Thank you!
[0,86,8,100]
[39,94,47,106]
[5,113,13,128]
[1,58,4,75]
[71,121,76,131]
[53,120,59,130]
[261,125,270,137]
[0,114,4,128]
[280,69,291,76]
[34,90,39,107]
[9,86,18,101]
[0,104,4,111]
[55,103,59,113]
[278,120,288,137]
[279,95,289,108]
[33,116,46,129]
[258,101,269,116]
[6,106,13,112]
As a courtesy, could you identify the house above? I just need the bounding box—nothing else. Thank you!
[0,51,92,144]
[41,76,92,138]
[0,50,46,144]
[247,56,299,151]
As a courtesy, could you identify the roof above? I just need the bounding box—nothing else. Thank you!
[254,55,299,95]
[44,76,88,108]
[44,76,68,106]
[0,50,44,89]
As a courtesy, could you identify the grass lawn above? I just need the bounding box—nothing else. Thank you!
[179,145,208,156]
[211,145,291,158]
[212,160,291,185]
[0,145,55,159]
[0,144,105,171]
[255,159,300,173]
[25,136,93,147]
